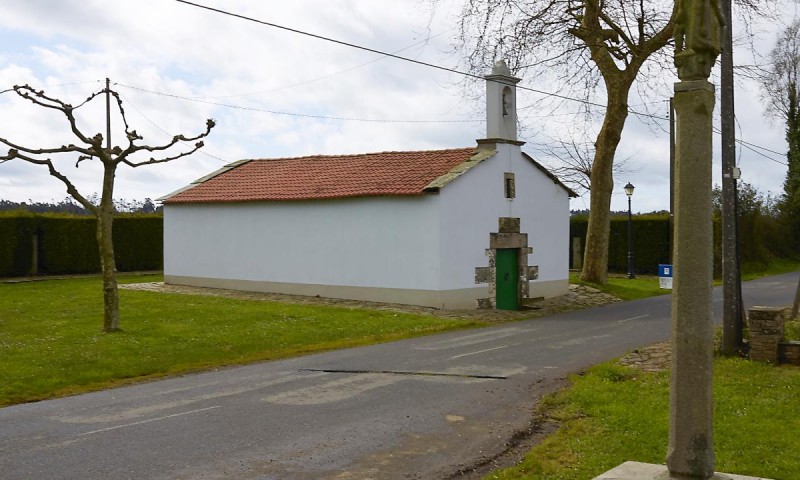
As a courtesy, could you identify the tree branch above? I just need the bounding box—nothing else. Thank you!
[11,85,99,145]
[0,149,97,213]
[120,119,215,167]
[0,135,95,158]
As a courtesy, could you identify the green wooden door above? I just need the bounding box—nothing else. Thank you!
[495,248,518,310]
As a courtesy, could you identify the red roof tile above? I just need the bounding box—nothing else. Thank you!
[163,148,479,203]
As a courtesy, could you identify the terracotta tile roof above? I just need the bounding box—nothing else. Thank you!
[163,148,481,204]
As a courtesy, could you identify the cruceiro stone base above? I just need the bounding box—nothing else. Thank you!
[592,461,771,480]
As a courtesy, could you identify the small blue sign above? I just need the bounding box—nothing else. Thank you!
[658,264,673,278]
[658,264,673,289]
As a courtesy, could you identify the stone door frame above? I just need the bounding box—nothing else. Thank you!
[474,217,538,309]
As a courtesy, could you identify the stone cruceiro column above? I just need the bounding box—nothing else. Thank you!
[667,0,725,478]
[667,79,716,479]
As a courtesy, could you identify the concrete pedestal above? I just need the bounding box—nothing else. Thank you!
[592,461,771,480]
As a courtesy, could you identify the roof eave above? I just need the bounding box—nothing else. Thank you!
[159,159,253,204]
[521,152,579,198]
[423,148,495,192]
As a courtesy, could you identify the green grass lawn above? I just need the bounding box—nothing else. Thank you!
[571,259,800,302]
[785,320,800,341]
[0,274,485,406]
[570,273,668,301]
[740,258,800,281]
[485,359,800,480]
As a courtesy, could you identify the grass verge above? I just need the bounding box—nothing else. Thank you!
[570,273,667,301]
[740,258,800,281]
[571,259,800,302]
[0,274,485,406]
[485,359,800,479]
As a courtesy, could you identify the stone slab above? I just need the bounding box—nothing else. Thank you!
[592,461,771,480]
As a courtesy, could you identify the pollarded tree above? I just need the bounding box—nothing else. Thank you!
[0,84,214,332]
[449,0,769,284]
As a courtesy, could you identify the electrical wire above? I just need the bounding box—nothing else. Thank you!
[739,142,789,166]
[44,79,103,88]
[174,0,667,121]
[192,30,454,100]
[712,125,788,166]
[3,2,786,166]
[115,81,480,124]
[118,92,229,164]
[175,0,482,79]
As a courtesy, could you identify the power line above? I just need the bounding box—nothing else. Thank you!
[192,31,454,100]
[118,91,229,164]
[739,142,789,166]
[115,81,480,124]
[175,0,481,81]
[712,126,788,166]
[3,1,776,162]
[737,137,786,158]
[174,0,666,120]
[2,78,787,164]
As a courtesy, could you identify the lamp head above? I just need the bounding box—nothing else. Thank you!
[624,182,635,197]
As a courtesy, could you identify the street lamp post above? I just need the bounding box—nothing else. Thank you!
[624,182,635,279]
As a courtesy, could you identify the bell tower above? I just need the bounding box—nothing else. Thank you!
[484,59,520,142]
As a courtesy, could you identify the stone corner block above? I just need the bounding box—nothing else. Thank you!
[476,298,493,309]
[498,217,520,233]
[475,267,492,285]
[526,265,539,281]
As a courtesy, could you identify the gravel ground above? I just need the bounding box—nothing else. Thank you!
[120,282,622,323]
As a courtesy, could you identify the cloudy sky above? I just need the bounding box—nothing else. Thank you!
[0,0,796,213]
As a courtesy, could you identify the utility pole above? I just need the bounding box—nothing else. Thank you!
[669,98,675,263]
[105,77,112,151]
[720,0,743,355]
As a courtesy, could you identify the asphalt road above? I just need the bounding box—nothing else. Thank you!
[1,272,797,480]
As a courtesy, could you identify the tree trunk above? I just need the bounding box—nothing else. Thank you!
[580,83,631,284]
[98,165,120,333]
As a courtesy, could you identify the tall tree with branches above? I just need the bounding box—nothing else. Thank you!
[542,135,633,195]
[0,83,214,332]
[762,18,800,244]
[448,0,768,284]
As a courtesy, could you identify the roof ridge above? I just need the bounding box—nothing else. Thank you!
[246,147,477,163]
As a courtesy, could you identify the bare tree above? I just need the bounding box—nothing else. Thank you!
[760,19,800,237]
[539,135,633,195]
[446,0,770,284]
[0,84,214,332]
[762,18,800,119]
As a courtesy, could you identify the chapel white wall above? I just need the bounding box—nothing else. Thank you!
[164,196,441,291]
[438,143,570,296]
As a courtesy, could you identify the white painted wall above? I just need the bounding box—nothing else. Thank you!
[164,146,569,305]
[438,143,570,294]
[164,196,442,290]
[437,153,505,291]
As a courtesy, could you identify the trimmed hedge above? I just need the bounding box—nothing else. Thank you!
[0,213,162,277]
[0,214,37,277]
[570,214,677,276]
[36,216,99,274]
[571,213,785,276]
[114,216,164,272]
